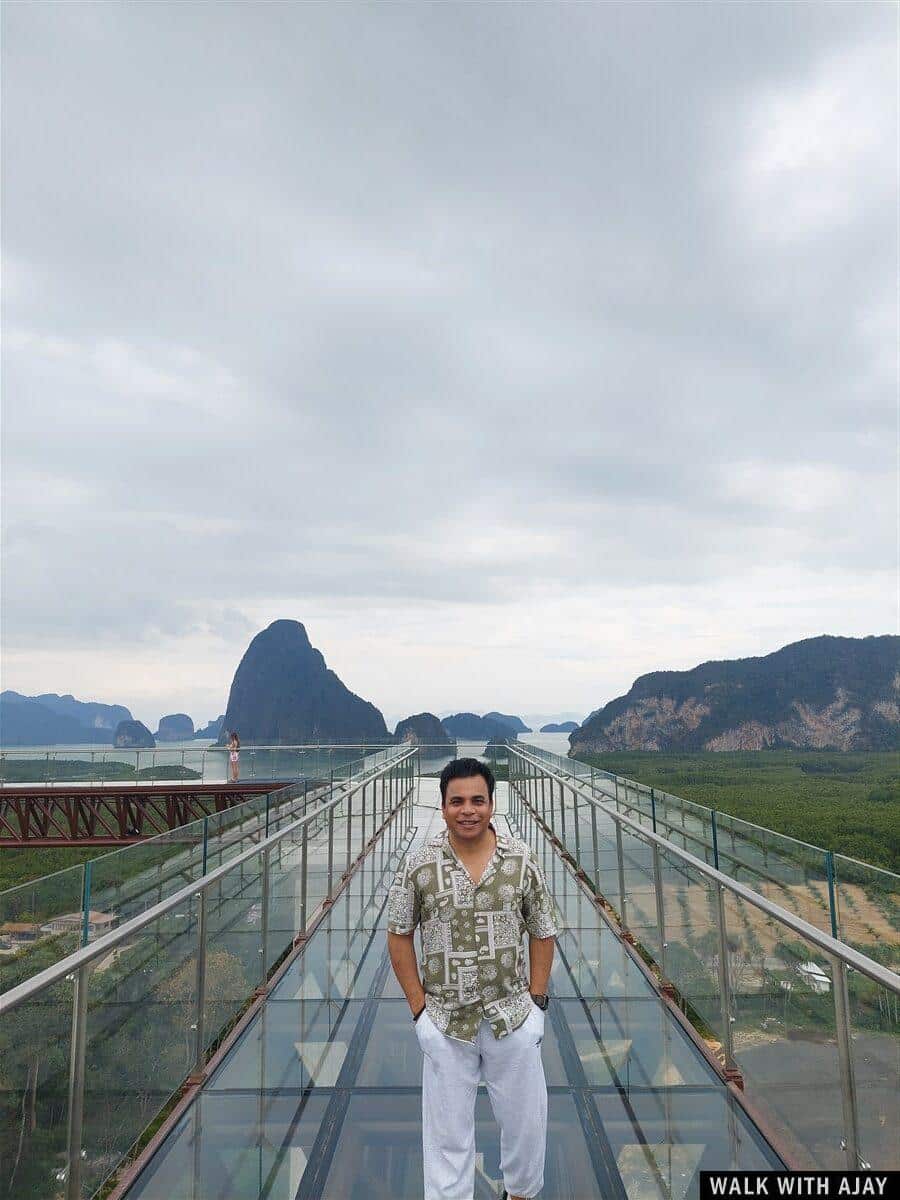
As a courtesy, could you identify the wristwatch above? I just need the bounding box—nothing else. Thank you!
[530,993,550,1011]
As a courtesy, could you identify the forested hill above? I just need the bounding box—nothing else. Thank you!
[571,635,899,753]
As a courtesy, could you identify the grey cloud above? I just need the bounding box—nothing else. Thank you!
[2,2,896,698]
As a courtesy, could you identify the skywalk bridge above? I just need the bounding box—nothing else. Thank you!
[0,743,896,1200]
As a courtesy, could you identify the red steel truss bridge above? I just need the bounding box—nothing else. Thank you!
[0,781,275,845]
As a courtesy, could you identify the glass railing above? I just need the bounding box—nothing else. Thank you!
[0,743,397,787]
[125,783,784,1200]
[0,748,416,1200]
[508,744,900,1173]
[0,748,405,991]
[520,741,900,968]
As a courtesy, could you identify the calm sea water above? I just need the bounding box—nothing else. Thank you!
[518,731,572,756]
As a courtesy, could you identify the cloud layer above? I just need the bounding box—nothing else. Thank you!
[2,2,897,727]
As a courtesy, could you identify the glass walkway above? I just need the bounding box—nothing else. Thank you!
[123,781,782,1200]
[1,745,895,1200]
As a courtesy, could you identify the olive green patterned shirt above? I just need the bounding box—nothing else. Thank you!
[387,826,558,1042]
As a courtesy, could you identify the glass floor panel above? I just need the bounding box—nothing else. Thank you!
[208,1000,366,1092]
[274,928,386,1001]
[593,1087,778,1199]
[126,805,783,1199]
[551,926,657,1000]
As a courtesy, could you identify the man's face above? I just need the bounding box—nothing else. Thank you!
[442,773,493,842]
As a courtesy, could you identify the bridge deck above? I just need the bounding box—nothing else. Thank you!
[121,781,781,1199]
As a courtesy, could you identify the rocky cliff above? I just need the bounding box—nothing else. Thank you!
[443,713,517,739]
[394,713,452,745]
[571,635,900,754]
[193,715,225,740]
[32,693,132,731]
[114,720,155,748]
[541,721,579,733]
[220,620,390,744]
[483,712,531,733]
[156,713,195,741]
[1,695,114,745]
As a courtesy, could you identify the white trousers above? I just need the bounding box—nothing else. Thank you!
[417,1005,549,1200]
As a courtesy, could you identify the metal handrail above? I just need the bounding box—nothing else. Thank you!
[509,744,900,994]
[508,743,900,1169]
[0,747,414,1016]
[522,742,900,881]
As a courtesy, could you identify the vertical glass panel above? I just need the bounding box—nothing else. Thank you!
[847,968,900,1169]
[0,971,73,1200]
[301,808,331,924]
[80,902,198,1197]
[203,859,259,1044]
[723,892,844,1169]
[0,865,84,988]
[269,827,307,959]
[588,803,622,914]
[834,857,900,971]
[91,820,205,927]
[658,848,723,1047]
[619,826,659,962]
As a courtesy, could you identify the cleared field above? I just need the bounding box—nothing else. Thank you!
[575,750,900,873]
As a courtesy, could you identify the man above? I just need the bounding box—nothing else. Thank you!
[387,757,558,1200]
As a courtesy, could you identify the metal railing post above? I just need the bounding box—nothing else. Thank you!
[300,826,309,932]
[327,805,334,897]
[711,809,720,871]
[201,816,209,875]
[259,847,270,984]
[825,850,839,940]
[573,787,581,860]
[650,787,657,834]
[590,803,599,887]
[346,788,353,874]
[615,819,628,929]
[832,955,861,1167]
[81,860,92,947]
[192,890,208,1077]
[65,962,90,1200]
[652,842,667,977]
[715,884,737,1074]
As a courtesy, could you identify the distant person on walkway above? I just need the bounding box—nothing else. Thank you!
[228,731,240,782]
[387,758,557,1200]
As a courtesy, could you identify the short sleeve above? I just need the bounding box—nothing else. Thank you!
[522,852,558,939]
[386,856,420,935]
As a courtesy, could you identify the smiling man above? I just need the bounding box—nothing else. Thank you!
[387,757,558,1200]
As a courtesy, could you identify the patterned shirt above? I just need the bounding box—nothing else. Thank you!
[387,826,558,1042]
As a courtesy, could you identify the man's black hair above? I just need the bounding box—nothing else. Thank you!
[439,757,495,805]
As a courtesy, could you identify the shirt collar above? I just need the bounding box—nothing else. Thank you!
[431,824,511,856]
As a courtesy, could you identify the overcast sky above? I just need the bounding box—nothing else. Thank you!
[2,1,897,731]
